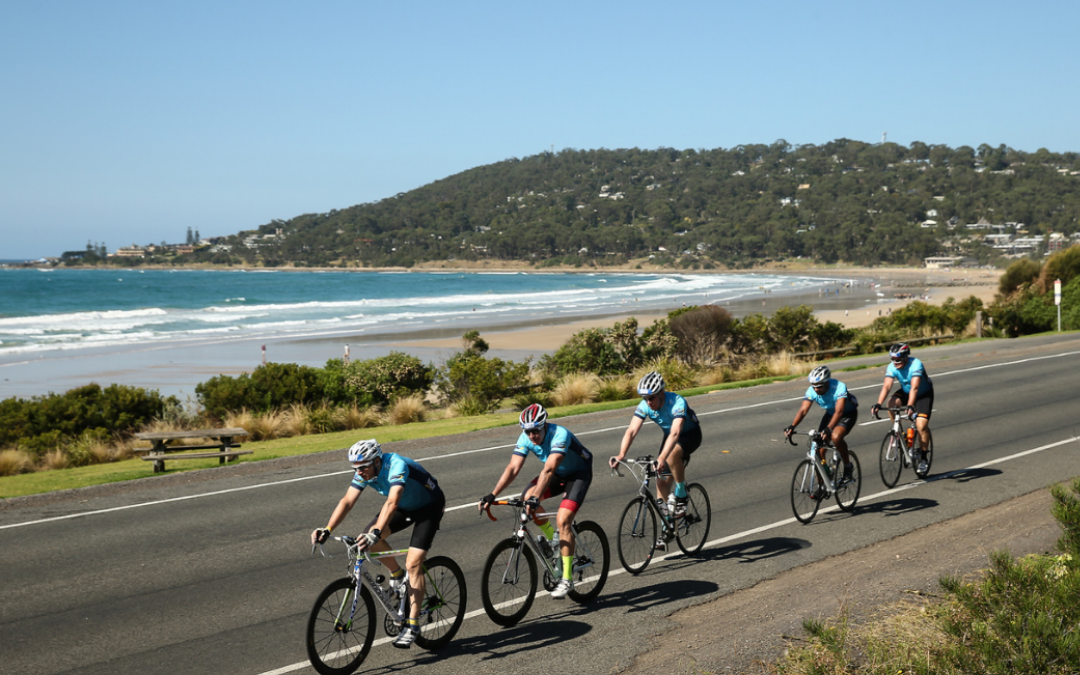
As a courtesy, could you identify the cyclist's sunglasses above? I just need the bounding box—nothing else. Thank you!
[642,393,663,404]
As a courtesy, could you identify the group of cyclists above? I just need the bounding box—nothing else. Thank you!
[310,342,934,648]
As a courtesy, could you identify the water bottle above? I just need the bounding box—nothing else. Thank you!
[821,458,832,478]
[905,427,915,446]
[656,497,670,518]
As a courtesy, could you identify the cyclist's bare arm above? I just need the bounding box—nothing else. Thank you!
[787,399,813,434]
[481,453,526,511]
[311,485,362,545]
[906,376,923,408]
[612,415,645,467]
[530,452,564,504]
[875,375,895,407]
[369,484,404,537]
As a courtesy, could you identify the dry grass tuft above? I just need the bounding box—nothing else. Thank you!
[40,449,70,471]
[553,372,601,406]
[280,404,312,437]
[385,395,426,426]
[341,404,383,429]
[696,365,732,387]
[765,351,813,377]
[0,449,34,476]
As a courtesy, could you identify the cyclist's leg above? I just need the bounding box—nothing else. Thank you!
[914,391,933,450]
[363,514,399,573]
[557,472,591,564]
[404,490,445,620]
[523,476,562,540]
[831,408,858,466]
[887,389,905,421]
[671,426,700,501]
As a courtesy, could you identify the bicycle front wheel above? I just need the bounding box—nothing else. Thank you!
[879,431,902,488]
[914,429,934,479]
[790,460,821,524]
[412,556,467,650]
[617,496,658,574]
[834,451,861,512]
[305,577,376,675]
[480,538,537,627]
[568,520,610,603]
[675,483,712,555]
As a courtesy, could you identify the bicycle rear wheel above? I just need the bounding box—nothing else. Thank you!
[879,431,902,488]
[790,460,821,524]
[568,520,609,603]
[480,538,537,627]
[412,556,467,650]
[914,429,934,479]
[616,496,657,574]
[834,451,861,512]
[305,577,376,675]
[675,483,712,555]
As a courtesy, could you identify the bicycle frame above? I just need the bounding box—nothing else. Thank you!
[883,406,919,464]
[315,537,422,629]
[611,456,673,530]
[485,498,598,582]
[789,430,844,498]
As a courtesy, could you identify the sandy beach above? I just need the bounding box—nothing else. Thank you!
[0,265,1000,401]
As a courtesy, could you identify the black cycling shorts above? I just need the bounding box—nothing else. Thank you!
[385,487,445,552]
[818,406,858,433]
[657,424,702,474]
[889,388,934,420]
[524,467,592,513]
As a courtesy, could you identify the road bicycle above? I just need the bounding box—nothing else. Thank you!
[306,536,467,675]
[786,430,861,524]
[875,405,934,487]
[610,455,712,574]
[480,496,610,626]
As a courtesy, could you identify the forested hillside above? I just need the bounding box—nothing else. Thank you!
[170,139,1080,268]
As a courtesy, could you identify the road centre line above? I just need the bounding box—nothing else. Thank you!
[256,434,1079,675]
[4,349,1079,531]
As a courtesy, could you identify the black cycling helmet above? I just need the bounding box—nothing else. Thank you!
[889,343,911,363]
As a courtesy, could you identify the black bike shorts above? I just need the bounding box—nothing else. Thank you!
[386,487,445,552]
[818,406,858,433]
[656,424,702,475]
[524,467,592,513]
[889,388,934,420]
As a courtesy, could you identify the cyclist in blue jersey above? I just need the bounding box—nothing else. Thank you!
[310,439,444,649]
[871,343,934,473]
[784,365,858,483]
[609,371,702,548]
[478,403,594,599]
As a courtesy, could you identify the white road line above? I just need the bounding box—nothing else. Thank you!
[257,434,1079,675]
[4,349,1079,531]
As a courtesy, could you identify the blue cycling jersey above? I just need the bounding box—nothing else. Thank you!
[350,452,439,511]
[804,379,858,413]
[633,391,700,434]
[513,422,593,476]
[886,357,933,396]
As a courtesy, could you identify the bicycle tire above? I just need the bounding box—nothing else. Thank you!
[914,429,934,479]
[567,520,609,603]
[480,537,537,627]
[790,459,821,524]
[412,556,467,650]
[834,450,861,512]
[616,496,658,574]
[305,577,376,675]
[879,431,902,488]
[675,483,712,555]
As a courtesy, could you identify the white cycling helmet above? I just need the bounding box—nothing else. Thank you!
[347,439,382,466]
[808,365,831,386]
[519,403,548,430]
[637,371,665,397]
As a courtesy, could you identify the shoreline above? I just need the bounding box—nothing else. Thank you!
[0,265,998,400]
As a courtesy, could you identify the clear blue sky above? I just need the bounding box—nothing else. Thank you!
[3,1,1078,260]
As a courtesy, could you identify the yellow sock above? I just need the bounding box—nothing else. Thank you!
[562,555,573,579]
[538,520,555,540]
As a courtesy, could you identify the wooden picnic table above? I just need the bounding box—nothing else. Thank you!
[134,427,251,473]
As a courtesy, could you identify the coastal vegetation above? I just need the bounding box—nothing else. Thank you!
[3,242,1080,477]
[768,478,1080,675]
[52,140,1080,271]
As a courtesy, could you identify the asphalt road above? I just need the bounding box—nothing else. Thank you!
[3,334,1079,675]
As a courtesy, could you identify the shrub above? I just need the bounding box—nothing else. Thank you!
[342,352,434,408]
[668,305,736,364]
[196,362,324,419]
[597,375,635,402]
[511,390,554,410]
[540,327,624,377]
[999,257,1041,296]
[341,404,382,430]
[632,359,696,392]
[436,352,530,413]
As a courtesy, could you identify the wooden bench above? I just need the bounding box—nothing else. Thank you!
[135,428,251,473]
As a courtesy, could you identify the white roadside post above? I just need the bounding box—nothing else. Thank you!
[1055,278,1062,332]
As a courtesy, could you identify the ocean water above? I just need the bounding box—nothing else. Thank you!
[0,268,847,356]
